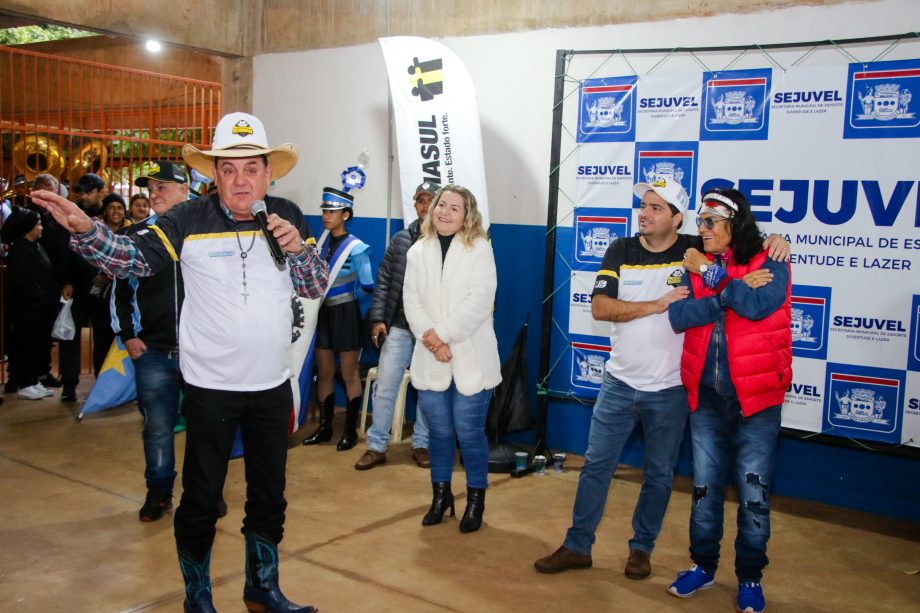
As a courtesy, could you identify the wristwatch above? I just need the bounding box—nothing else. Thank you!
[698,264,709,274]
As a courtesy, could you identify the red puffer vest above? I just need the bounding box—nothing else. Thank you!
[681,249,792,417]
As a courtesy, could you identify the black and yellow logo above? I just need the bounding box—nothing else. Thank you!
[231,120,254,137]
[667,268,684,286]
[408,56,443,102]
[148,162,161,175]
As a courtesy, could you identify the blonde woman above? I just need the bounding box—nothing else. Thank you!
[403,185,501,533]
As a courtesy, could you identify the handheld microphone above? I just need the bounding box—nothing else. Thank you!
[251,200,287,267]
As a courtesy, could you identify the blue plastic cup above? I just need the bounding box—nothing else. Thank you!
[514,451,528,471]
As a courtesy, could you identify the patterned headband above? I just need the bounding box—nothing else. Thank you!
[701,192,739,212]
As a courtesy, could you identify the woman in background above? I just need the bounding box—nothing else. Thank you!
[403,185,501,533]
[1,208,57,400]
[128,193,151,223]
[302,187,374,451]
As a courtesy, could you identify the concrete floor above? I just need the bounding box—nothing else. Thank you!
[1,377,918,612]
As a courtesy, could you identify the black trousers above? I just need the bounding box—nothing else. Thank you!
[8,307,53,388]
[174,381,291,559]
[59,293,113,389]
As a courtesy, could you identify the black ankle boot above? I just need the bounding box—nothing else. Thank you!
[422,482,455,526]
[243,532,316,613]
[302,395,334,445]
[459,487,486,533]
[336,396,361,451]
[179,548,217,612]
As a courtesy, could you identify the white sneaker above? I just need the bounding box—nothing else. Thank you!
[35,383,54,397]
[17,385,47,400]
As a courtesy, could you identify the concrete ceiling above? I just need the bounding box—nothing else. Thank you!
[1,0,854,58]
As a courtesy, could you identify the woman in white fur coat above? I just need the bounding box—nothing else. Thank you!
[403,185,501,534]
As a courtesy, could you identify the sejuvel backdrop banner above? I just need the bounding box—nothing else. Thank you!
[552,59,920,448]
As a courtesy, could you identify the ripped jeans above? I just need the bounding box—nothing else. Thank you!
[688,386,781,583]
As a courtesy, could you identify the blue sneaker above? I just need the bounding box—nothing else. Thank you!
[668,564,715,598]
[737,582,765,613]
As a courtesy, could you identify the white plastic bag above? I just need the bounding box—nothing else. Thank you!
[51,298,76,341]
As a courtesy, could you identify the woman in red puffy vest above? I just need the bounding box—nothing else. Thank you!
[665,188,791,613]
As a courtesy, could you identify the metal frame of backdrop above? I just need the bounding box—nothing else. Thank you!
[537,32,920,461]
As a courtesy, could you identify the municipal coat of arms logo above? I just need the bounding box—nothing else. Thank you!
[823,364,904,444]
[575,354,606,386]
[844,60,920,139]
[572,208,630,267]
[791,286,831,360]
[832,387,889,425]
[571,341,610,392]
[791,308,816,344]
[855,84,913,121]
[700,68,772,140]
[642,161,684,187]
[578,76,638,142]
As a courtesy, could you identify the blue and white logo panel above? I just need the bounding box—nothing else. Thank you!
[573,207,630,267]
[633,142,699,212]
[571,340,610,394]
[823,363,904,444]
[791,284,832,360]
[908,294,920,372]
[700,68,772,141]
[578,76,638,143]
[843,59,920,139]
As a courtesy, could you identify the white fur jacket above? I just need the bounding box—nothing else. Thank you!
[403,235,502,395]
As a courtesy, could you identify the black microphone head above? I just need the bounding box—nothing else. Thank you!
[251,200,267,215]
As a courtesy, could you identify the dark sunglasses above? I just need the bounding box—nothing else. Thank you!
[695,216,729,230]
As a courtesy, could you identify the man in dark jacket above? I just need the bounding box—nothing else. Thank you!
[354,182,438,470]
[59,172,110,400]
[112,161,191,522]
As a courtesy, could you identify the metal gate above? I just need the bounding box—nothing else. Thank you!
[1,44,220,194]
[0,44,221,383]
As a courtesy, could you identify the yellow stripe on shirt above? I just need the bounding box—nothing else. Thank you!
[185,230,260,241]
[148,224,179,262]
[596,269,619,279]
[620,261,683,270]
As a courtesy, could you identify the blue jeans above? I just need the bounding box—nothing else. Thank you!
[418,383,492,489]
[564,373,689,555]
[134,347,182,491]
[688,385,782,582]
[367,326,429,452]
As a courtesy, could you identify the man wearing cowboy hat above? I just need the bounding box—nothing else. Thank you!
[31,112,328,613]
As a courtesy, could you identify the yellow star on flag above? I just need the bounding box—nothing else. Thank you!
[99,342,130,376]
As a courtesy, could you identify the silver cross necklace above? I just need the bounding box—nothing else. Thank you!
[235,230,257,304]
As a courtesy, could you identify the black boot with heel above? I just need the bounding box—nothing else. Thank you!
[302,394,334,445]
[459,486,485,533]
[243,532,316,613]
[336,396,361,451]
[179,548,217,612]
[422,482,455,526]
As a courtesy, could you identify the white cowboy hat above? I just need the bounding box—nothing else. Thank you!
[182,112,298,180]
